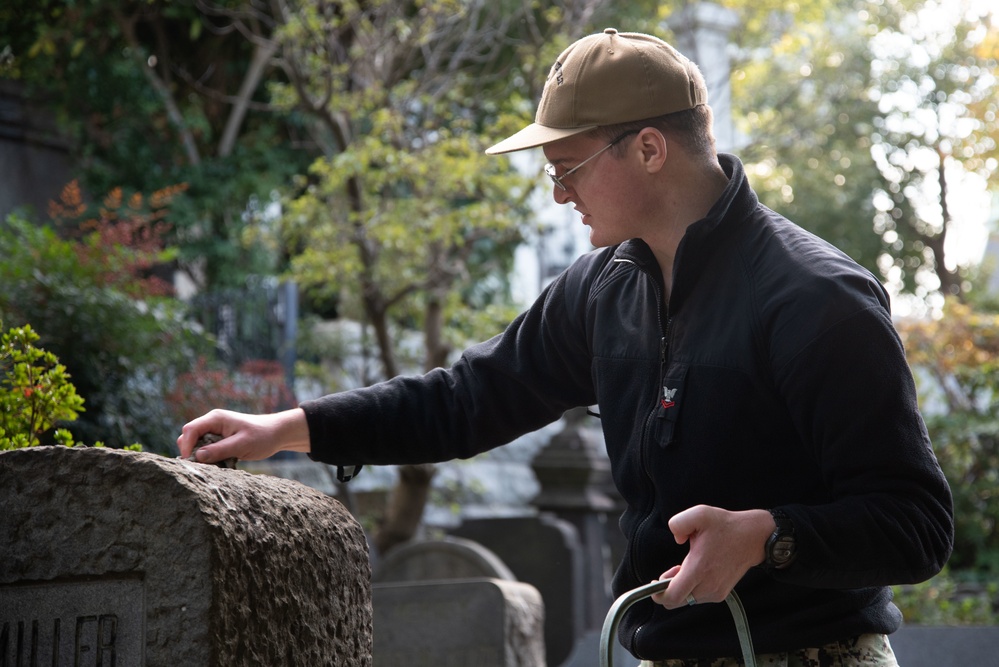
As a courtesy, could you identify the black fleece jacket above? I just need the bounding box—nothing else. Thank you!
[302,154,954,660]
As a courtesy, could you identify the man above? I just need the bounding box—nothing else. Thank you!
[178,29,953,666]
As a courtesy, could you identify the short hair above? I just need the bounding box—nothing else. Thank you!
[594,104,717,158]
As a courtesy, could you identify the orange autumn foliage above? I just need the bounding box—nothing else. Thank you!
[47,180,188,298]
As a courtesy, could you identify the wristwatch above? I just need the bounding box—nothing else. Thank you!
[765,509,797,570]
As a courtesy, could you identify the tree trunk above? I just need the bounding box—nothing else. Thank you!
[218,39,279,158]
[423,293,450,371]
[372,463,437,555]
[423,241,453,371]
[368,247,455,555]
[934,144,963,299]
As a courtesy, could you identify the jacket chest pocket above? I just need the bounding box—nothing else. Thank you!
[650,364,688,448]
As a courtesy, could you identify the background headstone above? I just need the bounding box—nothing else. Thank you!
[372,578,545,667]
[372,536,516,583]
[0,446,372,666]
[450,515,583,667]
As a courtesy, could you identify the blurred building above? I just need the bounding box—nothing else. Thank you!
[0,80,73,220]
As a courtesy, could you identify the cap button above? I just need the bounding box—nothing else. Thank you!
[603,28,618,35]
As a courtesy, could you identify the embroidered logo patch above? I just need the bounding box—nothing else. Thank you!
[661,386,678,409]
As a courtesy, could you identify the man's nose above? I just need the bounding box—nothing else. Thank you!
[553,183,573,205]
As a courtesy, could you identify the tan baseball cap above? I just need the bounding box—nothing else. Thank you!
[486,28,708,155]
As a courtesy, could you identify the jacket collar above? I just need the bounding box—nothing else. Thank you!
[688,153,758,245]
[611,154,759,299]
[614,153,759,268]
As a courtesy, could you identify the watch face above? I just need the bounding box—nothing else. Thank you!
[771,535,796,566]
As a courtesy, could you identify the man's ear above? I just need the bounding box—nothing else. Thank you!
[636,127,668,173]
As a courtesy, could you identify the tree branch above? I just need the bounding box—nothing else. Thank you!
[218,38,280,157]
[113,9,202,166]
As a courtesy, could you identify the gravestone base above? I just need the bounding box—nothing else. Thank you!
[0,446,372,666]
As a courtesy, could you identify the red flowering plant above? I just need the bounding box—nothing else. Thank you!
[48,180,186,298]
[167,357,296,425]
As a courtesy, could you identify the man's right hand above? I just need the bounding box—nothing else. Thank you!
[176,408,312,464]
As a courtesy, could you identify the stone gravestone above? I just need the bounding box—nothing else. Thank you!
[373,579,544,667]
[0,446,372,666]
[450,515,583,667]
[372,537,546,666]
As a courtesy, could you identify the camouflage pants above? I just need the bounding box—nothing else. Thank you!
[639,633,899,667]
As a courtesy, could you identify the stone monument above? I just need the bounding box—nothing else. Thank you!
[0,446,372,666]
[371,537,546,665]
[450,514,582,667]
[373,578,545,667]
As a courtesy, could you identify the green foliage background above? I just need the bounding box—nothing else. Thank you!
[1,0,997,618]
[0,214,211,454]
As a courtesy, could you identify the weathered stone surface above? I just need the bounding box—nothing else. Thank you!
[0,446,372,666]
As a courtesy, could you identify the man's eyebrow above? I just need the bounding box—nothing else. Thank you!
[547,144,589,167]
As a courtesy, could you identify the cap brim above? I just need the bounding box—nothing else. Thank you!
[485,122,597,155]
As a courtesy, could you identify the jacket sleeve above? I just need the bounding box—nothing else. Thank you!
[300,268,598,468]
[770,299,954,588]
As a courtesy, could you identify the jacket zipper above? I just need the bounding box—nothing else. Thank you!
[615,257,672,655]
[659,318,673,407]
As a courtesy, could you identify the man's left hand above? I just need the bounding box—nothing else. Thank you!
[650,505,775,609]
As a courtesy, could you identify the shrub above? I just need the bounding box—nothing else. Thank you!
[899,300,999,573]
[893,571,999,625]
[0,186,211,454]
[894,299,999,624]
[0,323,84,449]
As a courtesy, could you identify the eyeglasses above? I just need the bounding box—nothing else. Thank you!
[544,130,638,191]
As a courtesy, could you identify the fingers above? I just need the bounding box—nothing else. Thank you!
[668,504,707,545]
[655,506,711,607]
[653,505,766,609]
[649,565,682,606]
[176,409,240,463]
[190,436,240,465]
[653,562,703,610]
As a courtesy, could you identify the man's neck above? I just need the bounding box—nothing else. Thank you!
[646,157,730,298]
